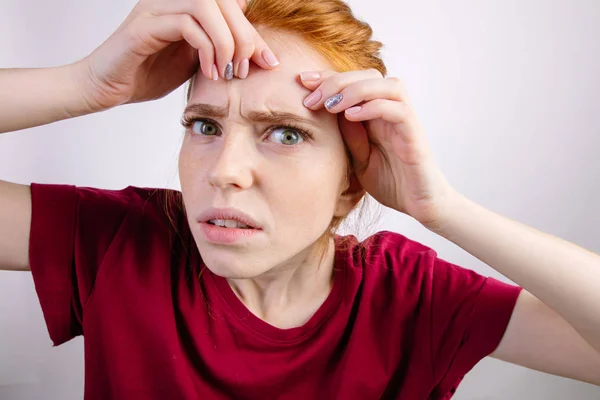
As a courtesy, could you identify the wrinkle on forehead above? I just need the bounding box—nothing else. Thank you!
[189,30,337,128]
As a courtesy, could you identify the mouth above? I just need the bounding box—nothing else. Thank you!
[206,219,258,230]
[199,218,263,245]
[197,207,264,242]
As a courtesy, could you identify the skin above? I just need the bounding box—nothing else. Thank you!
[0,0,598,385]
[180,26,600,386]
[178,31,363,328]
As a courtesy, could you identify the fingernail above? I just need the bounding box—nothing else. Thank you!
[300,72,320,81]
[211,64,219,81]
[225,61,233,80]
[345,106,362,114]
[325,93,343,109]
[303,90,322,108]
[262,49,279,67]
[238,59,249,79]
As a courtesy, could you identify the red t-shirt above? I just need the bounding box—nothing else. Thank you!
[28,183,522,400]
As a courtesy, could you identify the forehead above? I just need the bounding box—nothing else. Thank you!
[189,31,334,111]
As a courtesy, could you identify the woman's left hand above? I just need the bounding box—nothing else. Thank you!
[300,69,457,230]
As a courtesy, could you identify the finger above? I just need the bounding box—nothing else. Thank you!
[236,0,248,12]
[338,114,371,173]
[135,14,214,80]
[249,30,280,71]
[217,0,273,77]
[318,77,407,114]
[343,99,422,148]
[217,0,280,74]
[298,70,336,90]
[301,69,383,110]
[154,0,235,79]
[343,98,411,125]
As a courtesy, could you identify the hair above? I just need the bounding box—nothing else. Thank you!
[165,0,386,262]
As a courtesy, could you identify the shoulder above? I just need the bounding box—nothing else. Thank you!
[335,230,443,303]
[30,183,186,242]
[74,185,183,224]
[31,183,179,214]
[98,186,186,239]
[336,230,438,274]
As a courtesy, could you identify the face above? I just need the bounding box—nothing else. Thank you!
[178,31,354,279]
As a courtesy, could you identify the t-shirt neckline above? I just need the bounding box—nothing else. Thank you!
[206,237,348,344]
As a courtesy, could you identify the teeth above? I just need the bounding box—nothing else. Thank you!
[209,219,252,229]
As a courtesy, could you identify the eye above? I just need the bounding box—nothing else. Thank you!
[191,119,220,136]
[267,127,304,146]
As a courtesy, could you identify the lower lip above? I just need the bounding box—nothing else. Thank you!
[199,222,263,244]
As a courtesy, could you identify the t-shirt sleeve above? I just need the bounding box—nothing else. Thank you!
[29,183,134,347]
[429,256,522,398]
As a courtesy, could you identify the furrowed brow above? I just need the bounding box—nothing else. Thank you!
[183,103,320,128]
[246,111,320,129]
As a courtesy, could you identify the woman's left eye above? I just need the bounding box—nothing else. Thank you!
[267,127,304,146]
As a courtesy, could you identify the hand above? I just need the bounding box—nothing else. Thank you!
[75,0,279,111]
[300,69,457,229]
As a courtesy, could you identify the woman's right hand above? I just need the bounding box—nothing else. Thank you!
[75,0,278,111]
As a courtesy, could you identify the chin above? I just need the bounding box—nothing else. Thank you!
[200,252,270,280]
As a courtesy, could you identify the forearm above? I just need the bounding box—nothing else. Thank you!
[434,192,600,353]
[0,62,97,134]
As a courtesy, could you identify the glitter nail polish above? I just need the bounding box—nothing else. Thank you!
[225,62,233,80]
[325,93,343,109]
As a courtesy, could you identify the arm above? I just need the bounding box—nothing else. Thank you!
[435,193,600,383]
[492,290,600,386]
[295,70,600,385]
[0,63,97,134]
[0,64,95,270]
[0,0,279,272]
[0,180,31,271]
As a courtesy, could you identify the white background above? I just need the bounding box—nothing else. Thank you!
[0,0,599,398]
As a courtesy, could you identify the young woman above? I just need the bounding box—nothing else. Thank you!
[1,0,599,398]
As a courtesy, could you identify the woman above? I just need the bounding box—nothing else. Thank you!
[0,0,599,399]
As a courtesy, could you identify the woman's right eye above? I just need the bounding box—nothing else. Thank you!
[191,120,220,136]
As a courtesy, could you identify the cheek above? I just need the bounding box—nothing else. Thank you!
[178,139,209,195]
[269,156,346,217]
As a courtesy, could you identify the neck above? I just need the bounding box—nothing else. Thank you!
[227,237,336,329]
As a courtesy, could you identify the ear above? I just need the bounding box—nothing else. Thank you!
[334,172,365,217]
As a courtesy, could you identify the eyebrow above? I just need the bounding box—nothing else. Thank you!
[183,103,321,129]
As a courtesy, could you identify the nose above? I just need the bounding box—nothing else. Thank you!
[207,132,256,190]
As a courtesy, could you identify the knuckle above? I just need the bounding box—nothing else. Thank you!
[327,74,345,91]
[387,77,405,96]
[124,20,149,48]
[189,1,208,20]
[356,80,371,94]
[235,38,255,57]
[214,37,236,58]
[388,76,404,89]
[396,101,410,116]
[368,68,383,78]
[179,14,196,32]
[372,98,387,108]
[201,43,215,59]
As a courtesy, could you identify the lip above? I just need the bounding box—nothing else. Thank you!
[197,207,263,245]
[197,207,262,229]
[199,222,262,244]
